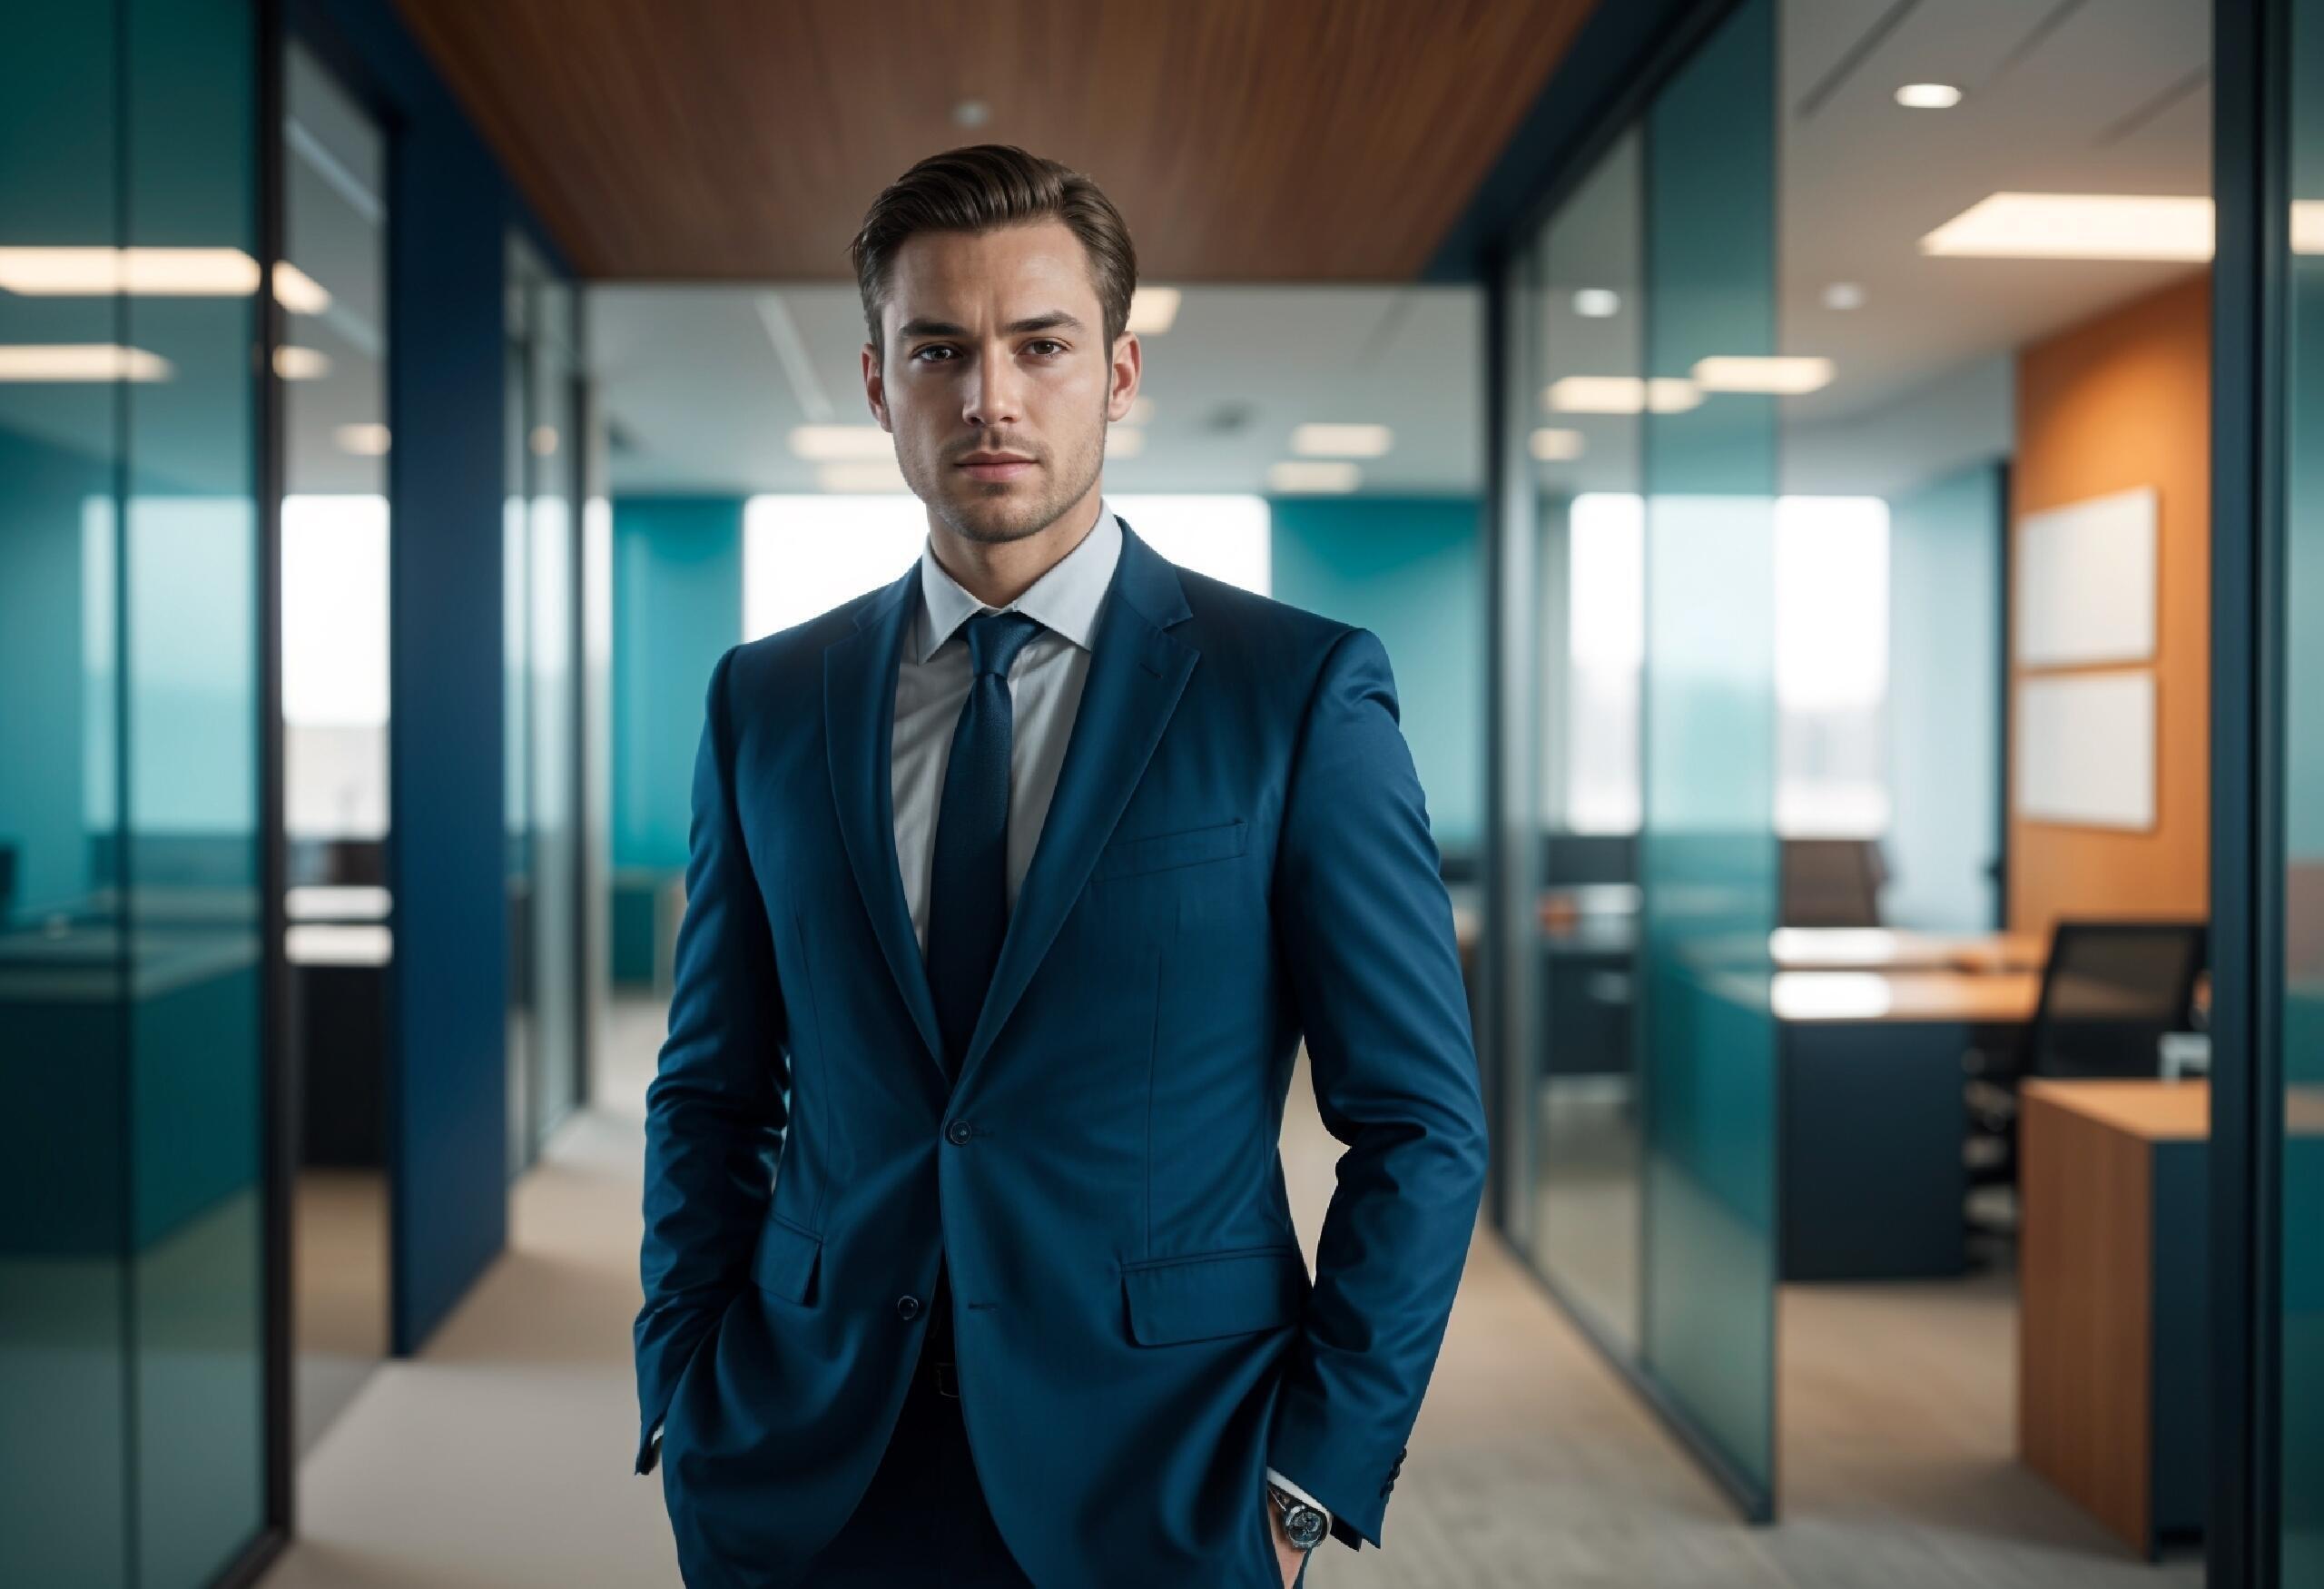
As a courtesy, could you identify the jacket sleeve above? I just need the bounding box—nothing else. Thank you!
[633,644,791,1474]
[1264,627,1489,1550]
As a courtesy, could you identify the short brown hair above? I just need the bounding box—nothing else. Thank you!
[849,144,1137,361]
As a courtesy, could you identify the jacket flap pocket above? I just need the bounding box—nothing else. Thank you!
[1091,818,1248,883]
[1121,1245,1307,1345]
[752,1215,822,1303]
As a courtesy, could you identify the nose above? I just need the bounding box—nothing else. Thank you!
[963,345,1022,430]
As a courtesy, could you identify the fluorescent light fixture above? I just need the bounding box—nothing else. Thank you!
[1541,375,1702,414]
[1107,426,1147,458]
[273,345,331,380]
[2298,201,2324,254]
[1290,422,1393,458]
[789,423,891,461]
[1530,427,1586,462]
[334,422,391,456]
[273,262,332,314]
[1571,288,1621,319]
[0,343,172,380]
[1822,281,1866,311]
[1127,287,1180,334]
[817,459,910,493]
[1265,460,1360,494]
[1896,83,1963,109]
[0,245,260,295]
[1693,355,1836,395]
[1125,396,1157,425]
[1922,192,2213,261]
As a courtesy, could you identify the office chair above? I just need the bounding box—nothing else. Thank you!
[1964,919,2209,1240]
[1778,836,1886,928]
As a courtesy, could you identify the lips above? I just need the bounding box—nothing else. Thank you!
[957,452,1035,481]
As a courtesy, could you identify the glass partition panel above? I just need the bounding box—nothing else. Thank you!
[1522,128,1647,1350]
[2281,0,2324,1567]
[1639,0,1780,1509]
[0,5,132,1582]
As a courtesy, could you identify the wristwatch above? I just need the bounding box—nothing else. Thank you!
[1265,1480,1328,1552]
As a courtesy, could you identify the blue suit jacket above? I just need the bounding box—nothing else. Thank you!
[635,519,1487,1588]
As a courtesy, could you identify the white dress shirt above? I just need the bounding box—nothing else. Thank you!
[890,495,1332,1536]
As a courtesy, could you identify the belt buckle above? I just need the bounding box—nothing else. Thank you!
[933,1359,960,1398]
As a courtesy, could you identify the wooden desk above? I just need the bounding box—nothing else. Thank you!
[1770,927,2046,974]
[2019,1081,2209,1557]
[1774,968,2042,1024]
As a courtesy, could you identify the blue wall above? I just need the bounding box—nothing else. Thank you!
[1884,462,2004,931]
[1268,496,1485,858]
[614,498,744,872]
[299,0,570,1355]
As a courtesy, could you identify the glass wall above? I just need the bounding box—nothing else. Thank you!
[507,236,586,1171]
[281,35,392,1456]
[1516,128,1647,1349]
[2282,1,2324,1571]
[1495,0,1779,1515]
[0,0,270,1583]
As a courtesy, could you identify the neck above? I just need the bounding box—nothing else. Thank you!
[929,482,1104,611]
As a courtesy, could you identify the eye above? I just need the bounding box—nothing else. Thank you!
[1026,339,1067,357]
[911,344,958,363]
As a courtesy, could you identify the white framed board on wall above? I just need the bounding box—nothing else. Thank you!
[2014,486,2158,668]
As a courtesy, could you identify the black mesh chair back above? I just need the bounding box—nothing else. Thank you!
[2026,920,2208,1078]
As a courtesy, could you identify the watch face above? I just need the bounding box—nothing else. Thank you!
[1285,1506,1327,1550]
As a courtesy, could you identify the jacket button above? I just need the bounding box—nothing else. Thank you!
[945,1120,974,1145]
[896,1294,922,1319]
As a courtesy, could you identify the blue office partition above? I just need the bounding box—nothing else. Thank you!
[1638,0,1780,1515]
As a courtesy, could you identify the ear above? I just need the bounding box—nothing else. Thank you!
[1105,331,1142,423]
[862,342,891,431]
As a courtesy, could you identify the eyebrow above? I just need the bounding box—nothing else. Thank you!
[896,311,1087,340]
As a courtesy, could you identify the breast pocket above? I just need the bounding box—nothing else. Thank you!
[1088,817,1247,883]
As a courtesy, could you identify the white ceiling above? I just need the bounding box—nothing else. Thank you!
[1779,0,2211,432]
[587,283,1484,498]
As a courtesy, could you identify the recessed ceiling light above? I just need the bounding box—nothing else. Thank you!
[1127,287,1179,335]
[334,422,391,457]
[1530,428,1586,462]
[1692,355,1835,395]
[1822,281,1866,311]
[1541,375,1702,415]
[817,459,910,494]
[273,262,332,314]
[529,425,559,458]
[1107,426,1146,458]
[1896,83,1963,109]
[1921,192,2212,261]
[0,245,259,295]
[789,424,892,460]
[273,345,331,380]
[1125,396,1157,425]
[0,343,172,381]
[1571,289,1620,319]
[1290,422,1393,458]
[952,99,990,129]
[1265,460,1361,494]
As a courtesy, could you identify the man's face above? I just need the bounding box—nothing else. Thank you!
[864,220,1138,545]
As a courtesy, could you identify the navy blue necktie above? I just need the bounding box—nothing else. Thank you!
[925,609,1045,1080]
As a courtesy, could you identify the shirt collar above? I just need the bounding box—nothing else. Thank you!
[913,496,1123,664]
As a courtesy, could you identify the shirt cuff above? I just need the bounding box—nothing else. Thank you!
[1265,1466,1333,1530]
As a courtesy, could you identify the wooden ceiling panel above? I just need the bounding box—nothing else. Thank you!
[392,0,1596,281]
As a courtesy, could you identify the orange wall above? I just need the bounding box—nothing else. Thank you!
[2009,274,2211,941]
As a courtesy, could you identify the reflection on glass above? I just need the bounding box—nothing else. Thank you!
[1521,127,1647,1350]
[2283,0,2324,1569]
[1640,0,1780,1506]
[281,38,391,1458]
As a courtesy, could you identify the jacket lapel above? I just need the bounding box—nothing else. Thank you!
[824,561,950,1082]
[953,523,1197,1092]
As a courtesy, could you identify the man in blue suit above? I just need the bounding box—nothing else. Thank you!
[635,144,1488,1588]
